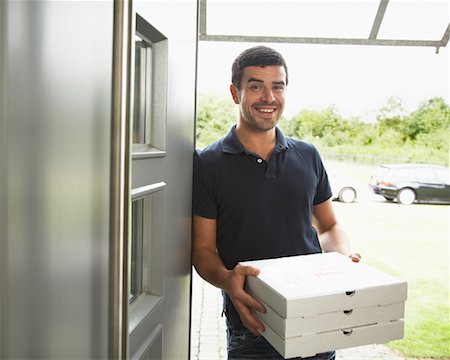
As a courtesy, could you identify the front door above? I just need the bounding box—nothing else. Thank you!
[127,2,198,359]
[0,1,197,358]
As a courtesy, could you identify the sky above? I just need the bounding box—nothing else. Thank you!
[196,1,450,123]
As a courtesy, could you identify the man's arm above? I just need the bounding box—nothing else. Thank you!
[313,199,361,262]
[191,214,266,335]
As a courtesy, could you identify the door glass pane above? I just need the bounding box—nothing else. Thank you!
[130,199,144,301]
[132,14,168,156]
[133,36,153,144]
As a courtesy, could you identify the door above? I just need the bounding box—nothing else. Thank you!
[414,167,446,202]
[0,1,197,358]
[127,2,198,359]
[1,2,113,357]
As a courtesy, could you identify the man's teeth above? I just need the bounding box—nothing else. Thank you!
[259,108,274,113]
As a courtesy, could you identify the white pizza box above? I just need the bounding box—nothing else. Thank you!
[259,317,404,359]
[240,252,407,319]
[251,294,405,337]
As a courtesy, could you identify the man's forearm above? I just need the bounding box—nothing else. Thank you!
[192,248,233,290]
[318,222,352,256]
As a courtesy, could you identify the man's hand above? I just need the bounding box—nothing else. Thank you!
[224,264,266,335]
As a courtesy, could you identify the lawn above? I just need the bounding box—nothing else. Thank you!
[330,162,450,358]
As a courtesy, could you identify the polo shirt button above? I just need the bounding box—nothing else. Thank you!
[257,158,263,164]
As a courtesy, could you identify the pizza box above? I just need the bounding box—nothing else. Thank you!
[259,317,404,359]
[251,295,404,337]
[240,252,407,319]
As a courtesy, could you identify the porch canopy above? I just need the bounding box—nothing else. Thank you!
[199,0,450,53]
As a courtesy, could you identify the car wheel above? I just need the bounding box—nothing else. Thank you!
[397,188,416,205]
[339,187,357,203]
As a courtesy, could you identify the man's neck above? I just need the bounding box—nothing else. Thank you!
[235,124,277,161]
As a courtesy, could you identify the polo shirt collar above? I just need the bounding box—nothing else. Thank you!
[222,125,289,154]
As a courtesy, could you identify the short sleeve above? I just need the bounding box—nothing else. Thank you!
[312,148,332,205]
[192,150,217,219]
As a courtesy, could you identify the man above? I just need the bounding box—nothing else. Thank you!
[192,46,360,360]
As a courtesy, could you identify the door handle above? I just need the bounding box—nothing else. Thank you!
[109,0,134,358]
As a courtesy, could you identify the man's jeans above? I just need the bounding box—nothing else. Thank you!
[226,323,336,360]
[223,292,335,360]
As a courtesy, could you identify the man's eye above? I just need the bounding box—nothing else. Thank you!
[250,84,261,91]
[274,86,285,92]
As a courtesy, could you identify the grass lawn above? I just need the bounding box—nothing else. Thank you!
[330,162,450,358]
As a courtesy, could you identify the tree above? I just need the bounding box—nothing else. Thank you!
[401,97,450,142]
[377,96,407,121]
[196,93,237,148]
[376,96,407,140]
[196,92,449,165]
[285,106,344,141]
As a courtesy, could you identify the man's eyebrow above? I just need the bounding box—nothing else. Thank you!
[246,78,286,86]
[247,77,264,84]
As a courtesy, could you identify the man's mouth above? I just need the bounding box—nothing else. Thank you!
[254,106,277,114]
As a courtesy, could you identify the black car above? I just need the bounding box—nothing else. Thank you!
[369,164,450,205]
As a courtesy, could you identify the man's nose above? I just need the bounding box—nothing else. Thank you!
[261,88,275,103]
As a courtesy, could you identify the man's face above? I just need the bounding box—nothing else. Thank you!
[231,65,287,132]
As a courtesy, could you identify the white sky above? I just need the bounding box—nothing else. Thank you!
[197,1,450,122]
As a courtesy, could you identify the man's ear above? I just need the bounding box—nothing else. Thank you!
[230,84,240,104]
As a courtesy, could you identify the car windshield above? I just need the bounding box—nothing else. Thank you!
[374,166,391,178]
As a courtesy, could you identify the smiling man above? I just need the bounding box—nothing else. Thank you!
[231,63,286,130]
[192,46,360,360]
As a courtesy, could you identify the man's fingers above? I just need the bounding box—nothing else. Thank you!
[227,264,266,334]
[233,300,266,335]
[242,290,266,314]
[231,265,265,312]
[234,264,260,276]
[246,316,265,336]
[350,253,361,262]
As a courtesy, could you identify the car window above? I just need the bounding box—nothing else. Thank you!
[434,168,450,185]
[414,167,440,183]
[391,168,412,180]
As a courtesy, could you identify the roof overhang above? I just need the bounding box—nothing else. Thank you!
[199,0,450,54]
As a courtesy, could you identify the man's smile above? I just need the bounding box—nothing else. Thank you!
[254,105,278,115]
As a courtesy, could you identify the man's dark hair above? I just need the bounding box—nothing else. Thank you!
[231,45,289,89]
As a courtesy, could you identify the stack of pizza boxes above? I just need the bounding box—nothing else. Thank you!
[240,252,407,359]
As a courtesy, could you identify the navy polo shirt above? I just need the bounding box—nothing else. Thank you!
[193,125,332,270]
